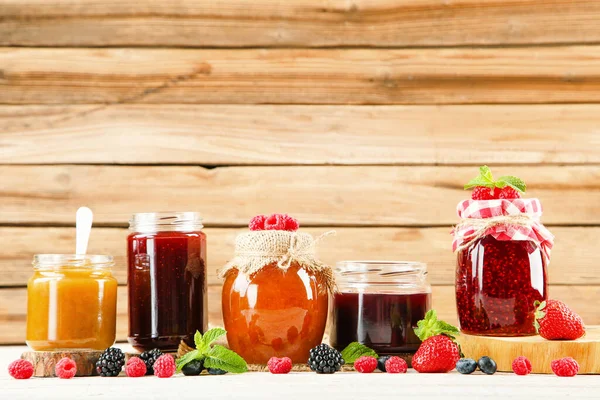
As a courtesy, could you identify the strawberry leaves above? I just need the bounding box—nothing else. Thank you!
[464,165,526,194]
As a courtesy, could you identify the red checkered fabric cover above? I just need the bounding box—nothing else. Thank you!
[452,198,554,261]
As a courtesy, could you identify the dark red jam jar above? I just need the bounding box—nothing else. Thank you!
[330,261,431,358]
[127,212,207,352]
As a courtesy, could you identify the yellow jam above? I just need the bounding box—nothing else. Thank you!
[26,256,118,351]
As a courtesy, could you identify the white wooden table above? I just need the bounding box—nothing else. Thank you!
[1,345,599,399]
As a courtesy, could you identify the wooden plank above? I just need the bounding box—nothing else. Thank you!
[1,104,600,165]
[1,226,599,286]
[2,1,600,47]
[3,47,600,105]
[0,165,598,226]
[1,285,598,344]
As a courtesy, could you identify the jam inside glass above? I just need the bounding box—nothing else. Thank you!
[127,212,207,351]
[456,236,547,336]
[222,262,329,364]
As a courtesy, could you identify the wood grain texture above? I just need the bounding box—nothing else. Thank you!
[2,0,600,47]
[0,165,598,226]
[1,104,599,165]
[1,286,598,344]
[21,350,103,377]
[456,327,600,374]
[4,47,600,105]
[1,226,599,286]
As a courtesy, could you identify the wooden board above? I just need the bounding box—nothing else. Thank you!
[0,165,598,226]
[1,286,599,344]
[4,47,600,105]
[457,327,600,374]
[2,0,600,47]
[1,226,599,286]
[21,350,103,377]
[1,104,600,165]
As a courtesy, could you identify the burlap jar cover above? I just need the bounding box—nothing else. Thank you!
[220,230,335,292]
[452,198,555,261]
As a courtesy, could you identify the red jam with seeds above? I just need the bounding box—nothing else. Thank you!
[456,236,547,336]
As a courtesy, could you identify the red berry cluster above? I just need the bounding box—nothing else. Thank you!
[471,186,521,200]
[249,214,299,231]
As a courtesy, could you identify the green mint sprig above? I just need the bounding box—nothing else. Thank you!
[340,342,378,364]
[414,309,459,341]
[463,165,526,193]
[176,328,247,374]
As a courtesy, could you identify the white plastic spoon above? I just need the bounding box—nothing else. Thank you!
[76,207,93,255]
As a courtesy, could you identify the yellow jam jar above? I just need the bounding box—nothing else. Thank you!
[26,254,118,351]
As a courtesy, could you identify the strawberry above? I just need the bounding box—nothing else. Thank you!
[534,300,585,340]
[412,310,461,373]
[464,166,526,200]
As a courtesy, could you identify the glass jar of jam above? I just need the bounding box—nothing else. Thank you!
[221,229,332,364]
[330,261,431,358]
[27,254,118,351]
[453,198,554,336]
[127,212,207,352]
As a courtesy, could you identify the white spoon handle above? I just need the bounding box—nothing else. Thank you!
[76,207,93,255]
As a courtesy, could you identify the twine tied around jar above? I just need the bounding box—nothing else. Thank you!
[220,230,336,292]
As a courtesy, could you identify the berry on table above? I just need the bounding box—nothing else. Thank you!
[354,356,377,373]
[456,358,478,374]
[207,368,228,375]
[249,215,267,231]
[551,357,579,377]
[153,354,176,378]
[377,356,391,372]
[535,300,585,340]
[384,357,407,374]
[477,356,497,375]
[307,344,344,374]
[267,357,292,374]
[498,186,521,199]
[8,359,34,379]
[125,357,147,378]
[139,348,163,375]
[471,186,498,200]
[512,356,532,376]
[412,310,460,373]
[182,359,205,376]
[55,357,77,379]
[96,347,125,377]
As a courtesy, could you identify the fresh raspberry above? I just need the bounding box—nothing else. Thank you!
[153,354,176,378]
[354,356,378,373]
[384,356,407,374]
[498,186,522,199]
[8,359,34,379]
[551,357,579,377]
[512,356,532,375]
[55,357,77,379]
[471,186,498,200]
[263,214,287,231]
[249,215,267,231]
[267,357,292,374]
[282,215,299,231]
[125,357,147,378]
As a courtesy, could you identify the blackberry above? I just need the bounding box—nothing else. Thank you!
[307,344,344,374]
[182,359,205,376]
[139,348,163,376]
[207,368,227,375]
[456,358,478,374]
[96,348,125,377]
[478,356,497,375]
[377,356,391,372]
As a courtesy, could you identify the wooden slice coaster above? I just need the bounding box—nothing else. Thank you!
[21,350,103,377]
[456,326,600,374]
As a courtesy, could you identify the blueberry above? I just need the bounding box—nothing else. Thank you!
[182,359,204,376]
[377,356,391,372]
[207,368,228,375]
[477,356,497,375]
[456,358,478,374]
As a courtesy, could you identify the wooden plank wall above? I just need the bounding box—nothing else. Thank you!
[1,0,599,344]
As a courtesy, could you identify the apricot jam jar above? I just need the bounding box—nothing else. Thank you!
[26,254,118,351]
[127,212,207,352]
[453,198,554,336]
[221,230,332,364]
[330,261,431,357]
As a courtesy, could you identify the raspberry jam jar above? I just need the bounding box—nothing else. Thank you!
[127,212,207,351]
[27,254,118,351]
[330,261,432,357]
[453,198,554,336]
